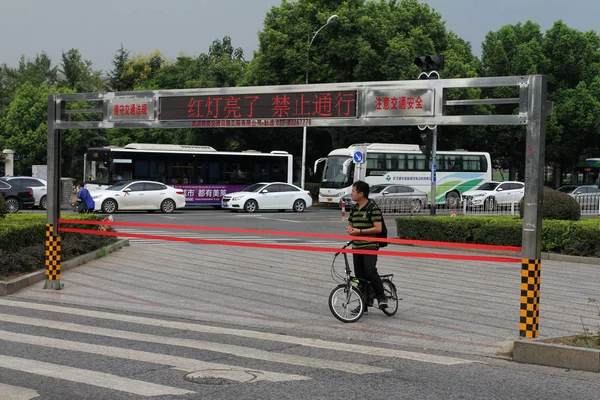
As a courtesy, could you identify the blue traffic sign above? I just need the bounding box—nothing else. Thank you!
[353,151,364,163]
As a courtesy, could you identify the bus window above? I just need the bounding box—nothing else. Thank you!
[407,155,427,171]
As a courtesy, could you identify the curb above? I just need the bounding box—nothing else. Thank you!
[0,239,130,296]
[513,338,600,372]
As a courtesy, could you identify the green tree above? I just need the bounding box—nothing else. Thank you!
[59,49,103,93]
[0,82,59,174]
[0,82,108,178]
[242,0,480,167]
[0,53,58,119]
[480,21,547,180]
[108,45,134,91]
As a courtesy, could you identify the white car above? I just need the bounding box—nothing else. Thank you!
[1,176,47,209]
[221,182,312,213]
[91,180,186,213]
[462,181,525,210]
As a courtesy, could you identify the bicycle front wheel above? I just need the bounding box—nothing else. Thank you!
[381,279,399,316]
[329,285,365,323]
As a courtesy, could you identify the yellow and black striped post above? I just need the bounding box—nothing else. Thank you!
[43,224,63,290]
[520,258,541,338]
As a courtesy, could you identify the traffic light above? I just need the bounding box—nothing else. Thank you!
[419,129,433,158]
[414,54,444,72]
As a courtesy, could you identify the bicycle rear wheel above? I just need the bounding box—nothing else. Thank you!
[381,279,398,316]
[329,285,365,323]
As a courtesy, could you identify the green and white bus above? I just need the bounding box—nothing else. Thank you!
[315,143,492,208]
[569,158,600,186]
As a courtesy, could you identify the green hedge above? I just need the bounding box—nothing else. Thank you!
[396,216,600,257]
[0,195,6,217]
[0,213,117,278]
[0,213,110,253]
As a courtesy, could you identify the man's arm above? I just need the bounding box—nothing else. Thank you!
[358,221,382,235]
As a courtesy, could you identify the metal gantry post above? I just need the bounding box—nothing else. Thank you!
[44,94,63,290]
[430,126,438,216]
[520,75,548,338]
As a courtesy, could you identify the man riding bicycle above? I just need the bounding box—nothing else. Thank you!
[346,180,387,311]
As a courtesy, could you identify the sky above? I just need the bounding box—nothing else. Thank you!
[1,0,599,73]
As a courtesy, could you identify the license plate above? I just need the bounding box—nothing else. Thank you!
[327,198,332,202]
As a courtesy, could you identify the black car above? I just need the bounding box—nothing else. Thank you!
[0,178,35,213]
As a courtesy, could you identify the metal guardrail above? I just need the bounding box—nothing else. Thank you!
[373,195,600,217]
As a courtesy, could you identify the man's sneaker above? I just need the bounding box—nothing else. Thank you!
[378,299,388,309]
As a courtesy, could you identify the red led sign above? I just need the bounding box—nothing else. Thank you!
[158,91,357,121]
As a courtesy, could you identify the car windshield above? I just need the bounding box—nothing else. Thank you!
[242,183,267,192]
[556,186,576,193]
[477,182,500,191]
[370,185,387,194]
[106,181,131,191]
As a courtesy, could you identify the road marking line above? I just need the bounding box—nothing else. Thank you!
[0,355,194,396]
[0,299,473,365]
[255,217,303,223]
[0,383,39,400]
[0,330,308,383]
[0,314,389,374]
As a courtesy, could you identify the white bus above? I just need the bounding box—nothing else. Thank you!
[84,143,293,206]
[315,143,492,208]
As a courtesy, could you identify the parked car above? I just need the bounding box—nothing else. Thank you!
[221,182,312,213]
[462,181,525,211]
[341,184,428,212]
[91,180,186,214]
[556,185,600,197]
[1,176,47,209]
[0,178,36,213]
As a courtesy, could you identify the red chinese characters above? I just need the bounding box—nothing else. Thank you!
[159,91,357,121]
[113,103,148,116]
[374,94,425,112]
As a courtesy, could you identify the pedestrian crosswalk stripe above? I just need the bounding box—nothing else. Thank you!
[0,383,39,400]
[0,355,194,397]
[0,299,474,366]
[0,314,390,374]
[0,330,309,383]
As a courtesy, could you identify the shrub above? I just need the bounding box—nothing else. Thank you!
[0,195,7,218]
[519,190,581,221]
[0,234,116,277]
[395,216,600,257]
[0,213,113,254]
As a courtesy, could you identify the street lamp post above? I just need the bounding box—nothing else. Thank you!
[301,14,338,189]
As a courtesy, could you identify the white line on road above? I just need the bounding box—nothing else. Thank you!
[0,330,308,383]
[0,299,474,366]
[0,383,39,400]
[0,355,194,397]
[256,216,303,223]
[0,314,390,374]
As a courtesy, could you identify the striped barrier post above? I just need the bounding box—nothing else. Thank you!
[519,258,541,338]
[43,224,63,290]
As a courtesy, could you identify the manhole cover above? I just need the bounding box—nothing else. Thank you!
[184,369,259,385]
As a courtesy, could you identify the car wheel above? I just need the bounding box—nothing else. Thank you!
[445,192,459,209]
[101,199,118,214]
[244,199,258,213]
[411,199,422,213]
[484,197,496,211]
[40,195,47,210]
[161,199,176,213]
[5,197,20,213]
[293,199,306,212]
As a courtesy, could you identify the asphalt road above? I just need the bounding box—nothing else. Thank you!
[2,297,600,400]
[4,206,599,399]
